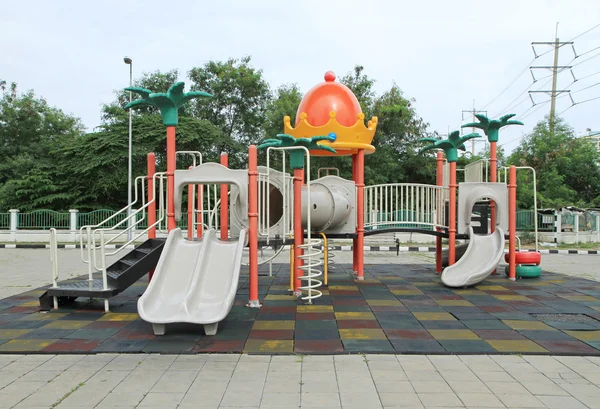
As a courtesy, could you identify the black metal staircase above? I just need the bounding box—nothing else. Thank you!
[39,238,165,310]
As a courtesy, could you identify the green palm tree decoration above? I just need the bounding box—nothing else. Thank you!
[125,81,212,126]
[419,131,481,163]
[461,113,523,143]
[258,133,337,169]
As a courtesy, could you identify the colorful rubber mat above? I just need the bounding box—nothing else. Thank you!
[1,264,599,354]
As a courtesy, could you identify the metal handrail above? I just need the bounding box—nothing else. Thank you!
[499,166,539,252]
[79,175,147,263]
[176,151,202,167]
[49,228,59,309]
[91,173,167,273]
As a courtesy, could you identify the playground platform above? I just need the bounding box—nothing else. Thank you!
[1,264,599,355]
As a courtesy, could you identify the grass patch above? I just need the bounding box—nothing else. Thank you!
[50,382,85,408]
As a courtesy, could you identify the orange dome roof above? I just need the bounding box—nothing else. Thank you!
[295,71,362,127]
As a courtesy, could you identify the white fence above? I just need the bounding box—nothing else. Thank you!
[364,183,448,230]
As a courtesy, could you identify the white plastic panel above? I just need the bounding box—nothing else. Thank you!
[457,182,508,235]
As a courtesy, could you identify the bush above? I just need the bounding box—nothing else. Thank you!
[518,231,536,245]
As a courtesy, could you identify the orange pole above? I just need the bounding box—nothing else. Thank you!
[352,154,358,273]
[187,166,194,240]
[490,142,497,232]
[147,153,156,283]
[356,149,365,280]
[220,153,229,240]
[435,151,444,274]
[490,142,498,274]
[248,145,260,306]
[448,161,457,265]
[166,126,177,232]
[293,168,304,295]
[196,184,203,239]
[508,165,517,281]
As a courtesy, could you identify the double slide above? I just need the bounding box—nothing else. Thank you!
[138,228,246,335]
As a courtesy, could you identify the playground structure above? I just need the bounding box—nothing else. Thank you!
[40,73,541,336]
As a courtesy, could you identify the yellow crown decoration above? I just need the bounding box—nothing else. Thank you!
[283,111,378,157]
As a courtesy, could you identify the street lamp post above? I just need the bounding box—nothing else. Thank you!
[124,57,133,242]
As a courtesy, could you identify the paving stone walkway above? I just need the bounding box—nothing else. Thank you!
[1,353,600,408]
[1,263,599,355]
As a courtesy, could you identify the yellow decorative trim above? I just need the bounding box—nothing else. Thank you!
[284,111,378,156]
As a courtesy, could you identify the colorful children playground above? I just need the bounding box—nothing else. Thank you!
[1,71,599,355]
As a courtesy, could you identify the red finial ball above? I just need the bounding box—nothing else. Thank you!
[324,71,336,82]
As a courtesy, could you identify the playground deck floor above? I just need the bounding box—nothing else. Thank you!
[1,263,600,355]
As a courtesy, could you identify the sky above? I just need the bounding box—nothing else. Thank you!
[2,0,600,155]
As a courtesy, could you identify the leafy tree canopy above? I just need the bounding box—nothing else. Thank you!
[508,116,600,209]
[3,62,598,214]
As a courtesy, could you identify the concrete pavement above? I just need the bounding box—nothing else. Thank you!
[1,353,600,409]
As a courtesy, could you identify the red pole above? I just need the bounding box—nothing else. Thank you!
[147,153,156,282]
[490,141,497,232]
[508,165,517,281]
[489,142,498,274]
[435,151,444,274]
[196,185,203,239]
[187,166,194,240]
[448,161,457,265]
[352,154,358,273]
[220,153,229,240]
[293,168,304,296]
[166,126,177,232]
[356,149,365,280]
[248,146,260,307]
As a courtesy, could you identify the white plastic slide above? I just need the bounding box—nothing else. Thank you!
[138,228,246,336]
[441,226,505,288]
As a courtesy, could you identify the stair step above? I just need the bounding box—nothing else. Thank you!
[107,270,124,280]
[47,279,118,298]
[105,238,165,290]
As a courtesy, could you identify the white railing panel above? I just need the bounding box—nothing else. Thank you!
[364,183,448,230]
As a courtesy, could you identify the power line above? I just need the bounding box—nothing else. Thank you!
[480,58,537,110]
[574,45,600,59]
[572,51,600,68]
[574,70,600,82]
[572,81,600,94]
[568,22,600,42]
[492,77,552,117]
[491,73,555,117]
[481,23,600,117]
[558,95,600,116]
[498,101,551,148]
[521,101,551,121]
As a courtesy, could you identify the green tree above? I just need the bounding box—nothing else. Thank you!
[508,116,600,208]
[0,82,84,210]
[188,56,271,149]
[260,84,303,168]
[56,115,228,210]
[263,84,302,139]
[369,84,436,185]
[339,65,376,117]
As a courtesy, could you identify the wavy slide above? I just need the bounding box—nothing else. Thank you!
[441,226,505,288]
[138,228,246,335]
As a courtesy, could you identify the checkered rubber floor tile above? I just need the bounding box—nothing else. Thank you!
[1,263,600,355]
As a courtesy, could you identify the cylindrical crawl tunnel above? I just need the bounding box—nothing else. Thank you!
[300,182,352,232]
[229,167,356,238]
